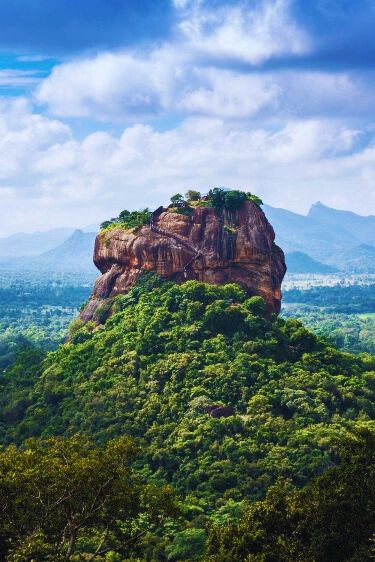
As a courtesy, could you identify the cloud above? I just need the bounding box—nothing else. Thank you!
[1,98,374,236]
[37,49,177,119]
[0,98,70,180]
[175,0,310,64]
[35,0,310,121]
[178,69,279,117]
[0,69,41,88]
[35,0,375,125]
[2,1,375,236]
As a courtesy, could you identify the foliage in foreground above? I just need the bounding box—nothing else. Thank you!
[206,427,375,562]
[0,434,177,561]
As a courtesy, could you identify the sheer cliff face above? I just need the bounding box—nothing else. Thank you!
[81,201,286,321]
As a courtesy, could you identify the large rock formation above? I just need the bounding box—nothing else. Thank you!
[81,201,286,321]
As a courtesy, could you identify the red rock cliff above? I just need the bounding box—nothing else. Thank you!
[81,201,286,321]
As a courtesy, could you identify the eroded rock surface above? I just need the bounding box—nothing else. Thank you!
[81,201,286,321]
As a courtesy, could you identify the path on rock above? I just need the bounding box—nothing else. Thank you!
[150,211,202,278]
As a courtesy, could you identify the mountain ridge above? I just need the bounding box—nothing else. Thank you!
[264,202,375,272]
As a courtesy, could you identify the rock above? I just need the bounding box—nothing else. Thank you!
[81,201,286,322]
[209,406,236,418]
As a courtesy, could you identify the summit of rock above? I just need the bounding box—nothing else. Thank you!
[81,200,286,322]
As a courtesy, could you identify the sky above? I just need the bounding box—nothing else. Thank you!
[0,0,375,235]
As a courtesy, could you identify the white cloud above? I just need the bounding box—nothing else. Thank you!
[0,98,70,180]
[178,69,279,117]
[35,0,311,121]
[34,0,372,128]
[0,69,41,88]
[1,98,374,236]
[37,49,180,120]
[176,0,309,64]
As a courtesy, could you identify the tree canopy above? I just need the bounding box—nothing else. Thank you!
[0,435,177,561]
[1,274,374,559]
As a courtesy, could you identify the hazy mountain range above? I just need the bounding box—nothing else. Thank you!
[0,224,99,258]
[264,202,375,273]
[0,203,374,274]
[0,229,98,272]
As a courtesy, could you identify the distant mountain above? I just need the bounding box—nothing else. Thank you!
[264,204,356,257]
[38,230,97,270]
[0,223,99,259]
[0,228,76,257]
[308,202,375,246]
[82,223,100,233]
[328,244,375,273]
[265,203,375,273]
[285,252,339,274]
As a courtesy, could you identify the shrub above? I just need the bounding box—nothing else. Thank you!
[170,194,185,206]
[185,190,201,201]
[208,188,251,212]
[224,190,247,211]
[208,187,227,209]
[100,208,151,231]
[246,192,263,206]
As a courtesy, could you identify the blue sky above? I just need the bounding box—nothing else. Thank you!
[0,0,375,235]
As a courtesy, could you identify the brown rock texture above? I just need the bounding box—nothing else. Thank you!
[81,201,286,322]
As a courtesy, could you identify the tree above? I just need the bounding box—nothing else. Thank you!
[0,435,177,561]
[208,188,248,211]
[208,188,226,209]
[167,528,206,561]
[170,194,185,206]
[185,190,201,201]
[118,209,131,221]
[244,295,266,316]
[206,428,375,562]
[223,190,247,211]
[246,193,263,206]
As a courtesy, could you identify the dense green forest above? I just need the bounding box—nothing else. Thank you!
[0,274,374,560]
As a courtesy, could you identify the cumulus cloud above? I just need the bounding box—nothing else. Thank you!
[178,69,280,117]
[37,49,180,119]
[2,0,375,235]
[175,0,309,64]
[1,98,374,236]
[0,98,70,180]
[35,0,311,121]
[35,0,374,126]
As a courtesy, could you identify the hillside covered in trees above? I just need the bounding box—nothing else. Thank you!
[0,273,374,560]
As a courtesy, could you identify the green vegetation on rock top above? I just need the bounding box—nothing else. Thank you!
[100,208,151,232]
[99,189,263,232]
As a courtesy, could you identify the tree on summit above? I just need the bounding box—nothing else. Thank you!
[185,190,201,201]
[170,193,185,206]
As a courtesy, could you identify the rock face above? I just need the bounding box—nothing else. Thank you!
[81,201,286,322]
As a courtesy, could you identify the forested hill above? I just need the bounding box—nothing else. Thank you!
[1,273,374,559]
